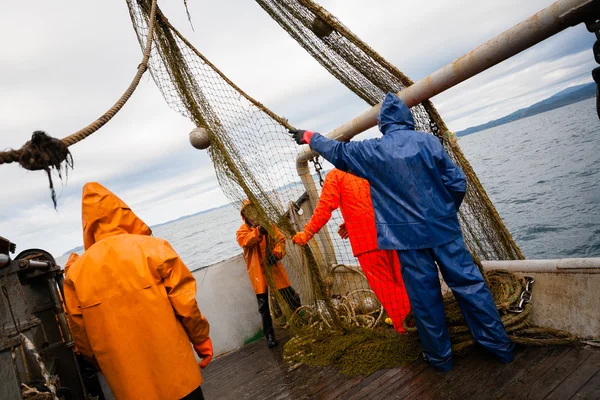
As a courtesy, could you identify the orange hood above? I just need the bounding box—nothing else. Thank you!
[240,199,257,224]
[64,253,80,274]
[82,182,151,250]
[240,199,251,214]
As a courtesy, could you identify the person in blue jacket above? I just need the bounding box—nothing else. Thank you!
[290,92,514,372]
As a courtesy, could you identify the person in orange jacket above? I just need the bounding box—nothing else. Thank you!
[236,200,301,348]
[292,168,411,333]
[64,182,212,400]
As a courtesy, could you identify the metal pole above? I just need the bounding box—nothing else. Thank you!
[296,0,597,164]
[481,258,600,273]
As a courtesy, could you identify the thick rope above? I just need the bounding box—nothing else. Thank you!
[0,0,158,166]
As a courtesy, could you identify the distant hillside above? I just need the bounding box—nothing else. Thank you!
[151,203,231,229]
[62,245,84,256]
[456,83,596,137]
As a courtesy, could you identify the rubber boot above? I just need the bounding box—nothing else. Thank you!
[257,293,278,348]
[266,330,278,348]
[421,352,452,372]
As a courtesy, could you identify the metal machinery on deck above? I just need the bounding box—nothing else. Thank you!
[0,236,90,399]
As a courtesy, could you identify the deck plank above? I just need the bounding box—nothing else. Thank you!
[348,363,422,400]
[518,346,593,399]
[460,346,555,400]
[417,348,499,399]
[315,370,379,399]
[449,349,529,399]
[378,360,441,399]
[496,346,571,400]
[571,370,600,399]
[201,333,600,400]
[546,349,600,400]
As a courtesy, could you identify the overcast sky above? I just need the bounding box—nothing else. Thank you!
[0,0,595,258]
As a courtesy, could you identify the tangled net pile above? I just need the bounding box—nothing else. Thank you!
[124,0,577,376]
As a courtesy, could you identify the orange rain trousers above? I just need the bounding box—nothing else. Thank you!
[357,249,410,333]
[305,169,410,332]
[64,182,210,400]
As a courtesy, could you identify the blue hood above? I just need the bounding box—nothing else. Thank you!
[377,92,415,134]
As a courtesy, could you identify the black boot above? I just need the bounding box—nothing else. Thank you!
[266,331,278,348]
[257,293,277,348]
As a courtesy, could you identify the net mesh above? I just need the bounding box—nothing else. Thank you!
[126,0,576,376]
[254,0,525,262]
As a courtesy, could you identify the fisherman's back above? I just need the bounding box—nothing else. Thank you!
[65,182,210,400]
[329,169,379,256]
[67,233,204,400]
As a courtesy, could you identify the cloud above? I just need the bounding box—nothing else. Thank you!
[1,0,595,257]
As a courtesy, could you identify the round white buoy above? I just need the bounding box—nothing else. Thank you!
[189,126,211,150]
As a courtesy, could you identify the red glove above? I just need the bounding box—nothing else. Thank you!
[289,129,315,145]
[338,223,349,239]
[292,229,315,246]
[193,337,213,369]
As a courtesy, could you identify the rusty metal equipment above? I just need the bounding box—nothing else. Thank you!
[0,236,90,399]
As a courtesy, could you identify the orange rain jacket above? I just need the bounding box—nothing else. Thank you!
[64,182,210,400]
[61,253,80,353]
[305,168,378,257]
[236,203,291,295]
[64,252,79,274]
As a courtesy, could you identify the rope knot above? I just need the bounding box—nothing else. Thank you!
[19,131,71,171]
[19,131,73,209]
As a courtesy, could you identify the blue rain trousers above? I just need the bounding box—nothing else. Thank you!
[397,236,514,370]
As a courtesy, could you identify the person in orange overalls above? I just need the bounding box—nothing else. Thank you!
[236,201,301,348]
[292,168,410,333]
[64,183,212,400]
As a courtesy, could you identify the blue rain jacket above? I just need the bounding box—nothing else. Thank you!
[309,92,467,251]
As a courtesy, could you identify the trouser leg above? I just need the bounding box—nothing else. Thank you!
[181,385,204,400]
[432,237,514,363]
[357,250,410,333]
[397,249,452,370]
[256,293,274,338]
[76,355,106,400]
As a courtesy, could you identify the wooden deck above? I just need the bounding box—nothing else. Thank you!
[202,332,600,399]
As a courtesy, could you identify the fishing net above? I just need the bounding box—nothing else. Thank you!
[126,0,577,376]
[254,0,524,262]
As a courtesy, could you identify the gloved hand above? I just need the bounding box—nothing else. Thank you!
[266,253,278,266]
[258,225,268,235]
[193,337,213,369]
[289,129,315,145]
[292,230,314,246]
[338,223,349,239]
